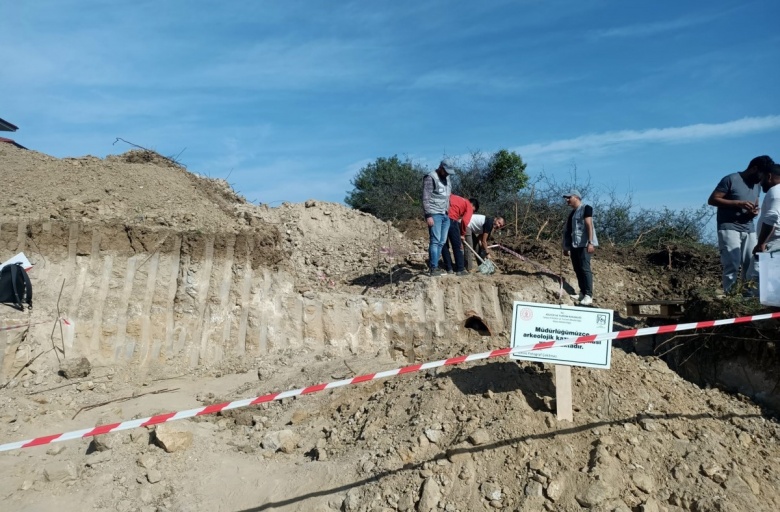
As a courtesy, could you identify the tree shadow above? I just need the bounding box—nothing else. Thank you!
[236,410,767,512]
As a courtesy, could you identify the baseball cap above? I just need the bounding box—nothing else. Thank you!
[562,189,581,199]
[439,159,456,174]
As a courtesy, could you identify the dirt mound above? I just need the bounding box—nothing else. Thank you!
[0,145,244,232]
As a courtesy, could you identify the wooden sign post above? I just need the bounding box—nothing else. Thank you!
[554,365,573,421]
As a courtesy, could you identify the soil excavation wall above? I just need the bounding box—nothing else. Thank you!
[0,220,540,382]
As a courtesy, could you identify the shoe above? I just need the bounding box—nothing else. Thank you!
[455,270,469,276]
[447,270,455,275]
[429,268,444,277]
[569,293,584,301]
[580,295,593,306]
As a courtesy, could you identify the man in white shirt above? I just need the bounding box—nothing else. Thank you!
[464,214,505,270]
[753,163,780,256]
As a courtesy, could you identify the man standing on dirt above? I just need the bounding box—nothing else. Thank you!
[562,190,597,306]
[708,155,774,294]
[753,163,780,257]
[442,194,473,276]
[422,160,453,276]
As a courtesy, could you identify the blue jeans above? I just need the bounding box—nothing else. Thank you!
[717,229,757,293]
[428,214,450,270]
[442,220,465,272]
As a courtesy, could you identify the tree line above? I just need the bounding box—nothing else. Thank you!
[345,151,713,248]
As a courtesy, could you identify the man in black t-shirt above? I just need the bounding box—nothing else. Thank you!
[562,190,598,306]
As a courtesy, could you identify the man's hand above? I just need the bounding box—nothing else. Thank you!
[753,243,767,256]
[736,200,759,213]
[426,217,434,227]
[563,250,570,256]
[586,244,595,254]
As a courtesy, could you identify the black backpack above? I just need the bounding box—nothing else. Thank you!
[0,263,33,311]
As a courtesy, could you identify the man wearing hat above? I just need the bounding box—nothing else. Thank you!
[422,160,453,276]
[708,155,774,294]
[562,190,597,306]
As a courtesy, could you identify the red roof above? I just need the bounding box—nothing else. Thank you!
[0,137,26,149]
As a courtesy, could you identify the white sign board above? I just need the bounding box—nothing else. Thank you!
[758,252,780,307]
[510,301,614,369]
[0,252,32,272]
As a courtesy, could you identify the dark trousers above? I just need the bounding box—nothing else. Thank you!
[570,248,593,297]
[442,221,465,272]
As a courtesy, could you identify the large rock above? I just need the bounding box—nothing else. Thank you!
[43,461,79,482]
[418,478,441,512]
[58,357,91,379]
[154,423,194,453]
[261,429,298,453]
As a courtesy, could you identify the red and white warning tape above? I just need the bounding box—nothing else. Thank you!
[1,311,778,453]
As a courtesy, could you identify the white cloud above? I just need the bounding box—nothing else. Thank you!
[514,116,780,159]
[591,11,728,39]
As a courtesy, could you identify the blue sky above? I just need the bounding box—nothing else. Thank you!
[1,0,778,211]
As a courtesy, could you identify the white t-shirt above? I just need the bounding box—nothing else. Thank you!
[466,214,486,235]
[758,185,780,247]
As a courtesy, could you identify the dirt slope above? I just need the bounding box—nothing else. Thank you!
[1,147,779,512]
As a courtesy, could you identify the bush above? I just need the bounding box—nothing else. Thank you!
[344,156,427,221]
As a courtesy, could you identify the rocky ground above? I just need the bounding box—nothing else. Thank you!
[1,145,779,512]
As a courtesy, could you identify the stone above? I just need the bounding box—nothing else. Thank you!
[91,432,124,452]
[43,461,79,482]
[418,477,441,512]
[632,472,656,493]
[424,429,444,445]
[58,357,91,379]
[154,423,194,453]
[85,450,112,466]
[480,481,502,501]
[147,469,162,484]
[524,481,544,497]
[290,409,309,425]
[545,476,565,502]
[468,429,491,446]
[576,482,611,508]
[262,429,299,453]
[46,445,66,456]
[343,488,362,512]
[641,497,661,512]
[137,454,157,469]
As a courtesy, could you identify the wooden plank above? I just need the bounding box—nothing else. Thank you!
[625,300,685,306]
[555,365,573,422]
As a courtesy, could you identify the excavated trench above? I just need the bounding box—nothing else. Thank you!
[3,217,778,417]
[0,220,548,384]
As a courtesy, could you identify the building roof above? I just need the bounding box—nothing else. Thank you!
[0,117,19,132]
[0,137,26,149]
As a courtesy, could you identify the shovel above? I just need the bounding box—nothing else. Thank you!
[463,241,496,275]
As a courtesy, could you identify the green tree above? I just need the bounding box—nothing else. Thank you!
[345,155,427,220]
[453,149,528,204]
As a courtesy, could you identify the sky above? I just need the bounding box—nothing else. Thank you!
[1,0,778,213]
